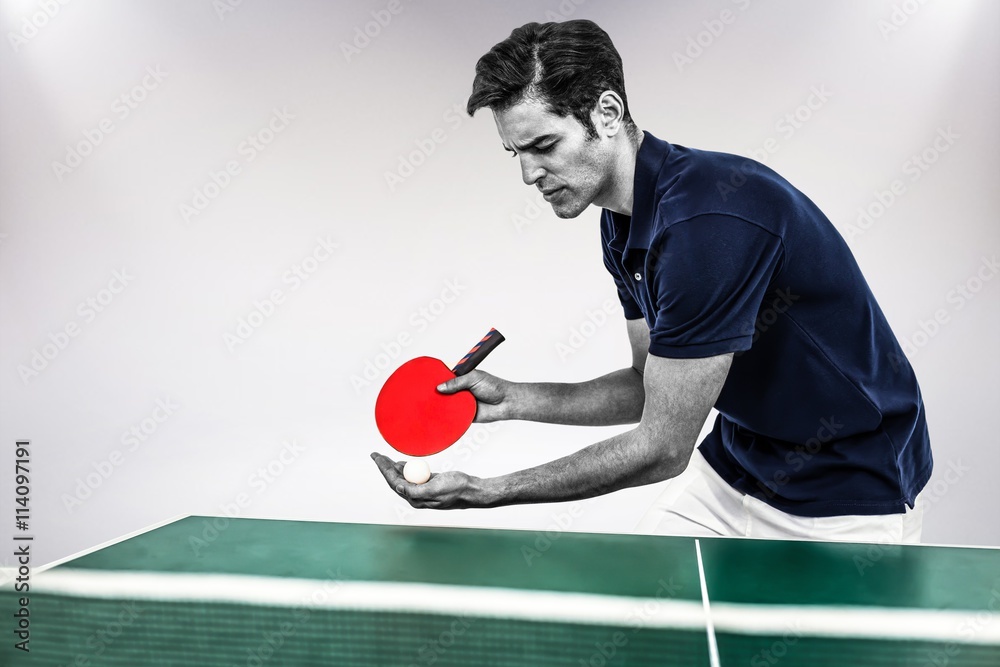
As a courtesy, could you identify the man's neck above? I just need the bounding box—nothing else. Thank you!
[601,130,644,217]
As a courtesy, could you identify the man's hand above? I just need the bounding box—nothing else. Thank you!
[435,370,511,422]
[370,452,489,509]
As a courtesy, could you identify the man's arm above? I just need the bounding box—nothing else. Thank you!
[508,318,650,426]
[374,350,733,509]
[481,351,731,506]
[438,318,651,426]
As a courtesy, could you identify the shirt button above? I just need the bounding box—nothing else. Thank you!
[634,273,642,281]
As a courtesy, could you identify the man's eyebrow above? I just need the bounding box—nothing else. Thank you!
[503,134,557,152]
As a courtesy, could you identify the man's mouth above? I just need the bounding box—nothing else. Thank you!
[541,187,563,201]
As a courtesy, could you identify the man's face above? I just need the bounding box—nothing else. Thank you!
[493,98,613,219]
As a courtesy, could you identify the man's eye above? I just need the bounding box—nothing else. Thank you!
[536,143,556,154]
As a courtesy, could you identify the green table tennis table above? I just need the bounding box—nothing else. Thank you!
[2,515,998,666]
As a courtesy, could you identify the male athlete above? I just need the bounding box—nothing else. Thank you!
[372,20,932,542]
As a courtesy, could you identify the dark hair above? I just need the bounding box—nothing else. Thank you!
[466,20,637,140]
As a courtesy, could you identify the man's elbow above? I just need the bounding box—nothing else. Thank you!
[653,446,691,481]
[635,428,693,482]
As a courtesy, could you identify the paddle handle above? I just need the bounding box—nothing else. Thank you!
[451,328,505,376]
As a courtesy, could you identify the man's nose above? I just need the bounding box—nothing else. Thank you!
[519,156,544,186]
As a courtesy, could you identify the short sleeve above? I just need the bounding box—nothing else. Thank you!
[647,214,784,358]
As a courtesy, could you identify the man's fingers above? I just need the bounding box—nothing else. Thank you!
[369,451,393,473]
[373,459,473,511]
[435,378,461,394]
[436,372,478,394]
[373,453,460,509]
[372,452,433,503]
[370,452,404,484]
[405,479,433,502]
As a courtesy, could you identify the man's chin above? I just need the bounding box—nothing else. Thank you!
[550,201,588,219]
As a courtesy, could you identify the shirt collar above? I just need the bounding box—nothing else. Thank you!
[607,131,673,256]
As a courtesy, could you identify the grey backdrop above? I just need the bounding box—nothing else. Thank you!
[1,0,997,570]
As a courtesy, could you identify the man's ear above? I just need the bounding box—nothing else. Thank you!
[594,90,626,137]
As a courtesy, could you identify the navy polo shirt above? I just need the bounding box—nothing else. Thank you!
[602,132,932,517]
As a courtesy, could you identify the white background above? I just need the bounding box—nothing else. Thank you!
[1,0,997,568]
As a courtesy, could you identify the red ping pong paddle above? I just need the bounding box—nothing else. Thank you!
[374,328,505,456]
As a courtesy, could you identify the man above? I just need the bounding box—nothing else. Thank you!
[371,20,932,542]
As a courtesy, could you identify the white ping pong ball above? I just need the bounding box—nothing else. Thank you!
[403,459,431,485]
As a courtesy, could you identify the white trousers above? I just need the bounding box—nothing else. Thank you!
[634,449,924,543]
